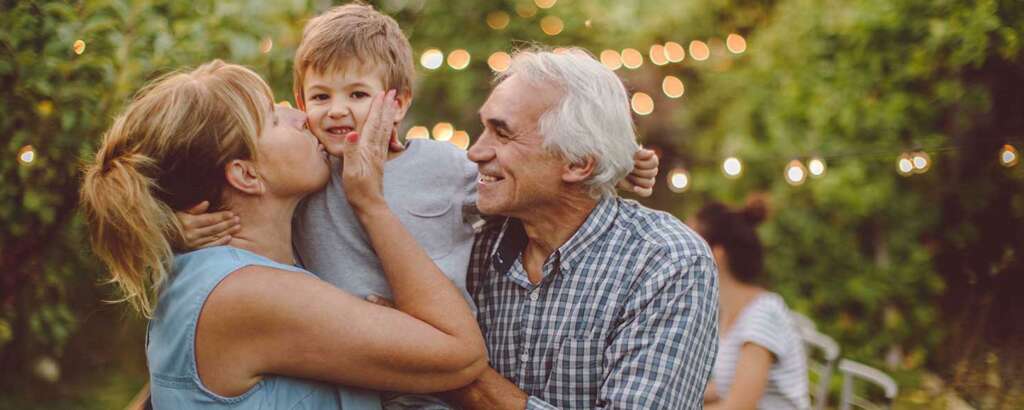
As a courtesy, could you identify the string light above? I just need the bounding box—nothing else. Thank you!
[73,40,85,55]
[785,160,808,186]
[808,157,826,177]
[599,49,622,70]
[259,36,273,54]
[534,0,557,9]
[1000,144,1018,167]
[540,16,564,36]
[486,11,510,30]
[18,145,35,165]
[621,48,643,69]
[450,130,470,150]
[406,126,429,140]
[726,33,746,54]
[723,157,742,178]
[447,49,471,70]
[432,122,455,141]
[649,44,668,66]
[662,76,685,98]
[668,168,690,193]
[516,2,537,18]
[897,152,914,176]
[689,40,710,61]
[663,41,685,62]
[420,48,443,70]
[630,92,654,116]
[487,51,512,72]
[911,151,931,174]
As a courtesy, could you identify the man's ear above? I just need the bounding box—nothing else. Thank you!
[225,159,264,195]
[562,156,596,184]
[393,89,413,124]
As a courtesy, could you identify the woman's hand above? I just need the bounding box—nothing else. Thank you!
[618,147,659,197]
[174,201,240,250]
[339,90,400,213]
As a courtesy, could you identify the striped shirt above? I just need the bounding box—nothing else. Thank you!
[468,196,719,409]
[714,292,809,409]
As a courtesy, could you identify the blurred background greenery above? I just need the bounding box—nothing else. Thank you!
[1,0,1021,408]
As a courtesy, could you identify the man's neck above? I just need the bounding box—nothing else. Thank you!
[518,193,600,283]
[225,196,300,266]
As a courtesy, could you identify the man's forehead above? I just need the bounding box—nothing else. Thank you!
[480,75,560,122]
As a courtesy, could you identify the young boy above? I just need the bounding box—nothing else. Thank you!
[179,3,659,409]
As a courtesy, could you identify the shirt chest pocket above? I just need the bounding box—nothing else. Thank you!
[543,336,605,406]
[396,185,459,260]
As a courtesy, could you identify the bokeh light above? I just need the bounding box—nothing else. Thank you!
[649,44,668,66]
[689,40,710,61]
[911,151,931,174]
[600,49,622,70]
[723,157,742,178]
[726,33,747,54]
[664,41,685,62]
[808,157,827,177]
[447,49,471,70]
[785,160,807,186]
[534,0,557,9]
[36,101,53,118]
[450,130,470,150]
[406,126,429,140]
[73,39,86,55]
[1000,144,1019,167]
[662,76,685,98]
[540,16,564,36]
[18,145,35,165]
[432,122,455,141]
[897,153,914,176]
[631,92,654,116]
[487,51,512,72]
[420,48,444,70]
[621,48,643,69]
[668,168,690,193]
[516,2,538,18]
[486,11,510,30]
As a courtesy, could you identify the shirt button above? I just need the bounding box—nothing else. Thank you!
[529,289,539,301]
[520,353,529,363]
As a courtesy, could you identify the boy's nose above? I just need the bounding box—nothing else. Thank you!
[328,100,348,119]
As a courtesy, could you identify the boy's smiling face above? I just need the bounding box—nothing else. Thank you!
[301,62,410,146]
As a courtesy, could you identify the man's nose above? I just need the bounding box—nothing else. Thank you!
[467,133,495,164]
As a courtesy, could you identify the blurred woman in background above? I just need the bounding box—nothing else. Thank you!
[694,198,810,410]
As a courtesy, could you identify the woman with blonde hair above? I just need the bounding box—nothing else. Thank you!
[80,60,485,408]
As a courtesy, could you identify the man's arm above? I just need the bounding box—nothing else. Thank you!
[596,253,719,409]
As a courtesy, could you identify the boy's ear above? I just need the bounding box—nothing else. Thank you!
[225,159,265,195]
[393,89,413,123]
[294,89,306,112]
[562,156,596,184]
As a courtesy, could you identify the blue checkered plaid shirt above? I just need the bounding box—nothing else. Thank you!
[467,196,719,409]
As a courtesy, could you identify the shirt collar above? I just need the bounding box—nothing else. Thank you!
[489,196,619,278]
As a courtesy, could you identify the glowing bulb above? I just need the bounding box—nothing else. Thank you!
[723,157,742,178]
[630,92,654,116]
[420,49,444,70]
[535,0,557,9]
[599,49,622,70]
[18,145,35,165]
[649,45,668,66]
[584,19,592,28]
[73,40,85,55]
[785,160,807,186]
[911,151,930,173]
[406,126,429,140]
[450,130,470,150]
[516,3,537,18]
[664,41,685,62]
[447,49,471,70]
[808,157,826,177]
[432,122,455,141]
[662,76,685,98]
[259,36,273,54]
[897,153,914,176]
[487,51,512,72]
[486,11,510,30]
[1000,144,1019,167]
[540,16,564,36]
[689,40,710,61]
[668,168,690,193]
[621,48,643,69]
[726,33,747,54]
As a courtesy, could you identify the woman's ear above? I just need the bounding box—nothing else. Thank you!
[562,156,596,184]
[224,159,264,195]
[393,89,413,124]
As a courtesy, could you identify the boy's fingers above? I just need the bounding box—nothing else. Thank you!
[191,217,241,241]
[193,234,233,249]
[627,174,656,188]
[630,167,659,179]
[193,211,237,229]
[185,201,210,215]
[634,148,655,161]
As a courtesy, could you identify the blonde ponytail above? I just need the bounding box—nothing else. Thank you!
[80,60,272,317]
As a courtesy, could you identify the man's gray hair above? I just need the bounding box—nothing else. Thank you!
[497,47,638,198]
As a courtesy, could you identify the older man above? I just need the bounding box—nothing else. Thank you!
[452,48,719,409]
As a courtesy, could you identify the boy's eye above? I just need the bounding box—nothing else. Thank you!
[351,91,370,99]
[310,93,329,101]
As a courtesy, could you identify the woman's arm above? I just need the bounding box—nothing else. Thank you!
[705,342,774,410]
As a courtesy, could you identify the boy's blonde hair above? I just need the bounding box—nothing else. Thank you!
[293,3,415,108]
[81,60,273,317]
